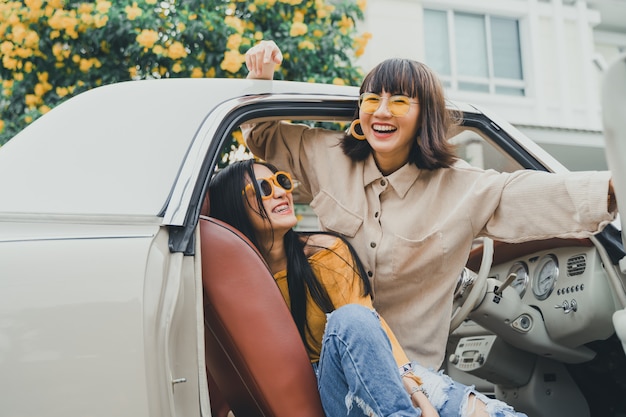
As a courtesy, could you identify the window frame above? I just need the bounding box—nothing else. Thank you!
[424,8,527,97]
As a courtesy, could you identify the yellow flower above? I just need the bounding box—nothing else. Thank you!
[94,14,108,28]
[290,21,307,37]
[354,32,372,57]
[225,16,244,33]
[14,72,24,81]
[25,0,43,10]
[79,13,95,28]
[153,45,164,55]
[125,2,143,20]
[293,10,304,23]
[77,3,94,14]
[48,0,64,9]
[2,56,18,70]
[176,22,186,32]
[206,67,216,78]
[39,105,51,114]
[79,58,93,72]
[34,83,47,97]
[220,50,244,73]
[52,42,69,60]
[11,24,27,44]
[25,94,40,108]
[172,62,183,73]
[313,29,323,37]
[338,15,353,35]
[128,66,137,78]
[232,130,244,145]
[357,0,367,12]
[226,33,242,51]
[0,119,4,133]
[146,0,157,4]
[298,40,315,50]
[137,29,159,49]
[0,41,13,56]
[23,31,40,49]
[96,0,111,14]
[56,86,69,97]
[25,116,33,123]
[254,31,264,41]
[332,78,345,86]
[248,4,257,12]
[190,67,203,78]
[167,41,187,59]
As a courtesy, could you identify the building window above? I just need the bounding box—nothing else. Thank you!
[424,9,525,96]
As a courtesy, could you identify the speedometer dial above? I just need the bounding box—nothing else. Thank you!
[532,255,559,300]
[506,261,529,298]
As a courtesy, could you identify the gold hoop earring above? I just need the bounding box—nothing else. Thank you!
[349,119,366,140]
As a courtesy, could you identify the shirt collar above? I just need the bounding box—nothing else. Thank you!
[363,156,421,198]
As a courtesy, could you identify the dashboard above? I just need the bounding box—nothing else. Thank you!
[465,238,617,362]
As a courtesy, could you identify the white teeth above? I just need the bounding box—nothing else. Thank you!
[373,125,396,132]
[273,204,289,213]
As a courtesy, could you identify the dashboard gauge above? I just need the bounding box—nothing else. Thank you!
[533,255,559,300]
[506,261,529,298]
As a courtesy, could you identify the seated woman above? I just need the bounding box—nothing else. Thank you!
[208,159,437,417]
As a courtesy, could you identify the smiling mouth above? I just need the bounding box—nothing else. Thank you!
[372,124,397,134]
[273,203,291,214]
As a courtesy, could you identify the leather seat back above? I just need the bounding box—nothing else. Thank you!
[199,216,325,417]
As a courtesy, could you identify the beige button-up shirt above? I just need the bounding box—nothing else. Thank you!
[243,121,615,369]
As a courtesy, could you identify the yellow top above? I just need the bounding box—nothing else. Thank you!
[273,236,412,372]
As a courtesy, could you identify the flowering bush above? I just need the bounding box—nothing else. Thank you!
[0,0,371,145]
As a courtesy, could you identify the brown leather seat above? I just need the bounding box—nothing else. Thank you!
[199,216,325,417]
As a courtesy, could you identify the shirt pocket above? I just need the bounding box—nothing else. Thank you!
[391,231,445,283]
[310,190,363,237]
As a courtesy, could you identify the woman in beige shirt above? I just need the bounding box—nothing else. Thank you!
[243,41,614,417]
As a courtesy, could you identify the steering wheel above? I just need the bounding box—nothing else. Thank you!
[450,237,494,333]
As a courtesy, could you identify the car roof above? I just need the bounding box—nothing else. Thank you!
[0,79,356,218]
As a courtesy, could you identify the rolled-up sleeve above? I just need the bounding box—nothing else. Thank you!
[478,169,615,242]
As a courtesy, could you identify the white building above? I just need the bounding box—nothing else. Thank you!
[358,0,626,171]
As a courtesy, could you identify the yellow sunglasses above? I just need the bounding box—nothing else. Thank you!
[244,171,294,200]
[358,93,419,117]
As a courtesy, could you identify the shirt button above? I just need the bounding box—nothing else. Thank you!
[367,271,373,277]
[380,179,387,186]
[374,212,379,218]
[370,242,376,248]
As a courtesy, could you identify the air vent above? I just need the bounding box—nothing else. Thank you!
[567,255,586,276]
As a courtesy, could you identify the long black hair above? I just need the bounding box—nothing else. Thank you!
[208,159,372,354]
[342,58,459,170]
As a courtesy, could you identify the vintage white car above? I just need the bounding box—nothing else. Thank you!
[1,55,625,417]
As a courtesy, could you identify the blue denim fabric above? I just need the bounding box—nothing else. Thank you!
[411,362,528,417]
[315,304,421,417]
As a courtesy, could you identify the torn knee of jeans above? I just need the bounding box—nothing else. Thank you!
[345,389,380,417]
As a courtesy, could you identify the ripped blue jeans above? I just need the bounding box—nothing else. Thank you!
[315,304,421,416]
[314,304,527,417]
[411,363,528,417]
